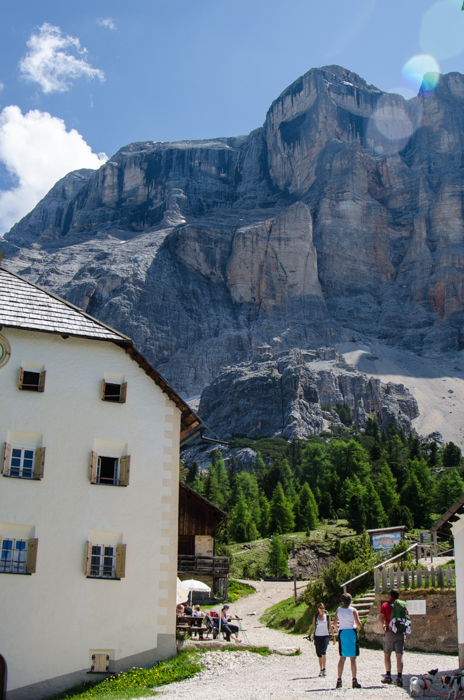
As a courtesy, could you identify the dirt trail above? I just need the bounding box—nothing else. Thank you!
[157,581,460,700]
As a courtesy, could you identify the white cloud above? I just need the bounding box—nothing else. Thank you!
[96,18,116,30]
[0,106,107,235]
[19,23,105,94]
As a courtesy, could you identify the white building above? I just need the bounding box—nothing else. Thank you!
[0,267,201,700]
[432,492,464,669]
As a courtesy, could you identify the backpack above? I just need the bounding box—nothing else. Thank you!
[388,599,411,635]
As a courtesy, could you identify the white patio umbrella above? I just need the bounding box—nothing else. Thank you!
[176,578,190,604]
[179,579,212,605]
[180,579,212,593]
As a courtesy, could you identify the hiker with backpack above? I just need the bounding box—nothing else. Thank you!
[378,588,411,688]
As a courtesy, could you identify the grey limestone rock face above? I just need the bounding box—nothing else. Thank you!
[197,348,419,441]
[5,65,464,395]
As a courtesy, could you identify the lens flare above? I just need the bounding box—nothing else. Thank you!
[402,55,440,91]
[420,0,464,60]
[366,94,416,156]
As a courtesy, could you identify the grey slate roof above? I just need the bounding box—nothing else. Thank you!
[0,267,128,342]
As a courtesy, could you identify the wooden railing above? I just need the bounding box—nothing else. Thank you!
[374,564,454,593]
[177,554,229,575]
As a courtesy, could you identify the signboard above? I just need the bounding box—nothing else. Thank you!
[371,530,403,552]
[408,599,426,615]
[288,558,298,568]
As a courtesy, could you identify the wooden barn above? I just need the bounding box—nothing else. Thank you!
[178,482,229,599]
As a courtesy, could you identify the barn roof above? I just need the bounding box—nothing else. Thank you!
[0,266,201,439]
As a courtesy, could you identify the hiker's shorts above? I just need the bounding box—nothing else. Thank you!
[383,631,405,655]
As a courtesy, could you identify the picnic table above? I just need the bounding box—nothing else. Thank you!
[176,615,210,638]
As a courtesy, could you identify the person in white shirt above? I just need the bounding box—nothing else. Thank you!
[308,602,336,677]
[333,592,362,689]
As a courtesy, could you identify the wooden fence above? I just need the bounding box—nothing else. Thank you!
[374,565,454,593]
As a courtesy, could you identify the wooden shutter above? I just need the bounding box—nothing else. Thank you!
[119,456,130,486]
[18,367,24,389]
[2,443,11,476]
[34,447,45,479]
[26,538,38,574]
[115,544,126,579]
[38,370,46,392]
[120,382,127,403]
[84,541,92,576]
[92,653,110,673]
[90,451,98,483]
[101,379,106,400]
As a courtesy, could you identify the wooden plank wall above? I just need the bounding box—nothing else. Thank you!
[178,486,220,537]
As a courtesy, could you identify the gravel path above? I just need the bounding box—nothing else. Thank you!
[154,581,460,699]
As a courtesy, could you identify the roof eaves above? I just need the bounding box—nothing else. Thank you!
[1,267,131,343]
[431,491,464,532]
[179,481,228,520]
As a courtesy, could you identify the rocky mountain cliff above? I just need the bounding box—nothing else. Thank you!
[197,347,419,441]
[4,64,464,397]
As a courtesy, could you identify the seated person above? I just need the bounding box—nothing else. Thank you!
[192,604,205,639]
[184,603,193,616]
[220,605,241,642]
[176,604,186,622]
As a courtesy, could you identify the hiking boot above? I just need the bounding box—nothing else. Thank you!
[381,674,393,684]
[318,670,324,677]
[396,676,403,688]
[322,669,326,677]
[336,678,342,689]
[352,678,362,689]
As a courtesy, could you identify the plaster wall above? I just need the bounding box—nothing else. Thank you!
[452,518,464,669]
[0,328,180,695]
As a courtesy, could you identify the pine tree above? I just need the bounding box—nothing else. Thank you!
[247,520,260,542]
[298,482,318,530]
[400,472,431,528]
[269,482,295,534]
[377,464,399,516]
[259,493,271,537]
[267,535,289,577]
[363,479,387,529]
[229,492,251,543]
[443,442,462,469]
[347,493,366,534]
[437,469,464,512]
[428,442,439,468]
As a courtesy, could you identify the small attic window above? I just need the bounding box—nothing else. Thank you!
[101,379,126,403]
[18,367,46,392]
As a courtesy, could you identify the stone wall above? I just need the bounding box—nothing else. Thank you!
[363,590,457,654]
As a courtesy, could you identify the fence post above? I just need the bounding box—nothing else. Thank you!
[382,568,388,592]
[404,567,410,589]
[374,569,380,594]
[411,567,415,588]
[431,567,436,587]
[424,566,430,588]
[396,568,402,589]
[417,568,423,587]
[446,565,453,587]
[437,566,444,587]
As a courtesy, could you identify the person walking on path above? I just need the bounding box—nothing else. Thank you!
[308,603,336,677]
[333,592,362,689]
[378,588,407,688]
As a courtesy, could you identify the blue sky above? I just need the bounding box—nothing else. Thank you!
[1,0,464,235]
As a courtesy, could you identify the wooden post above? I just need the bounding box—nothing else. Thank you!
[374,569,380,594]
[292,542,297,603]
[424,566,430,588]
[404,568,410,589]
[417,568,423,587]
[382,568,388,592]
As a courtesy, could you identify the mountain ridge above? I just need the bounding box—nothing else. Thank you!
[3,64,464,401]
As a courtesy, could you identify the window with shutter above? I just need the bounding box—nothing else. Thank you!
[5,446,35,479]
[90,452,98,484]
[0,537,31,574]
[86,542,122,579]
[90,653,110,673]
[101,379,127,403]
[91,453,130,486]
[18,369,44,391]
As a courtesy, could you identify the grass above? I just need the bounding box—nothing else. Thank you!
[44,646,276,700]
[260,595,313,635]
[227,579,256,602]
[44,650,203,700]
